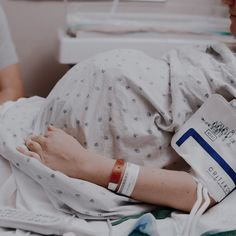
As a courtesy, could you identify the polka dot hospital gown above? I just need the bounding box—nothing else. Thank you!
[1,44,236,219]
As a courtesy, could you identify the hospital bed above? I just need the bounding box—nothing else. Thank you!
[56,3,236,234]
[2,1,236,236]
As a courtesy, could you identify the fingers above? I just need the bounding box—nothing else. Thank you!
[16,146,41,162]
[45,125,66,139]
[25,138,42,154]
[30,135,47,146]
[45,126,55,137]
[25,126,59,147]
[17,126,60,163]
[48,125,57,131]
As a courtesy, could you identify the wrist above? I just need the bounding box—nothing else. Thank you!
[77,151,115,187]
[107,159,126,191]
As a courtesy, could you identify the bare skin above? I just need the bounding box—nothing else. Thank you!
[0,64,24,104]
[17,126,215,213]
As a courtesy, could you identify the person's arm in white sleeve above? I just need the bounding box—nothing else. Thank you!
[0,6,24,104]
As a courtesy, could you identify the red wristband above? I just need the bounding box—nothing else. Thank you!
[108,159,125,191]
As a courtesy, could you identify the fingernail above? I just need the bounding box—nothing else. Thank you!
[16,146,22,151]
[28,141,33,146]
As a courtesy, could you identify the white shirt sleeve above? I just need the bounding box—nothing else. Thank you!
[0,5,18,69]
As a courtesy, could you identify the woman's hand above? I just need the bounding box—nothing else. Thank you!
[17,125,115,187]
[17,125,92,179]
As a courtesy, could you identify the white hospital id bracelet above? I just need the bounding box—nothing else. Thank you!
[117,163,140,197]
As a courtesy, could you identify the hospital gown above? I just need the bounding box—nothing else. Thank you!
[0,43,236,235]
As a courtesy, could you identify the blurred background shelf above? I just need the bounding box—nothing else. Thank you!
[59,7,233,64]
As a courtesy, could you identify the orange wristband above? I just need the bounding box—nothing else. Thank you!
[108,159,125,191]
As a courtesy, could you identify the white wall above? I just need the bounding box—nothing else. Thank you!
[1,0,227,97]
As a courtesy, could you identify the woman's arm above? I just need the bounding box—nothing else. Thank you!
[17,126,215,212]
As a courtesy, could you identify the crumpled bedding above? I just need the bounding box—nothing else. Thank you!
[0,43,236,235]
